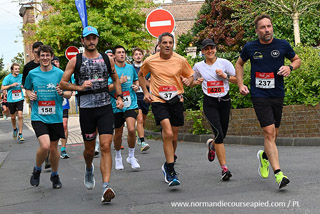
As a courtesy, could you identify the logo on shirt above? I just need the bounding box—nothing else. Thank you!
[271,50,280,58]
[47,83,56,89]
[253,52,263,59]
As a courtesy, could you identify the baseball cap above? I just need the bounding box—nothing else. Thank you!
[82,26,99,37]
[201,39,216,50]
[105,49,112,54]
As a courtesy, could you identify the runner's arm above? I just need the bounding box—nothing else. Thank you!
[59,57,83,91]
[235,57,249,95]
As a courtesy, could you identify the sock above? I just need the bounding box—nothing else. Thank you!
[61,147,66,152]
[166,162,175,174]
[221,165,228,173]
[51,171,58,176]
[14,128,17,131]
[262,151,268,160]
[86,165,93,172]
[139,137,145,143]
[19,133,22,136]
[35,165,42,171]
[103,182,110,188]
[128,147,135,158]
[115,150,122,159]
[274,169,281,174]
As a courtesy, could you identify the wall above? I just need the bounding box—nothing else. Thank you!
[145,104,320,138]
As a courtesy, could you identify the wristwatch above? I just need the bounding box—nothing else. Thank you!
[117,94,123,99]
[288,65,293,71]
[226,74,230,80]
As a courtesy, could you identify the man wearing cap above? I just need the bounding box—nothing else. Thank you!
[60,26,123,203]
[138,32,194,187]
[105,49,114,58]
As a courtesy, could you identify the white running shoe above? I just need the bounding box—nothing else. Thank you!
[126,157,140,169]
[115,157,124,170]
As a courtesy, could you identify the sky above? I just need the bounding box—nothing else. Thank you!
[0,0,24,70]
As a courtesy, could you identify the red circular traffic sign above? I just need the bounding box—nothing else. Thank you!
[146,9,175,38]
[65,46,80,60]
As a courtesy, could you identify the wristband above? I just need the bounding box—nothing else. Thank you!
[117,94,123,99]
[226,74,230,80]
[288,65,293,71]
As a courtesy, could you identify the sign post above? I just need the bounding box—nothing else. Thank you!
[65,46,80,60]
[145,8,175,38]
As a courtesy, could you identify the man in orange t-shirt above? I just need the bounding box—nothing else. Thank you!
[139,32,194,187]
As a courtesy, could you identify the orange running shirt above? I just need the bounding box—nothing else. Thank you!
[140,52,194,103]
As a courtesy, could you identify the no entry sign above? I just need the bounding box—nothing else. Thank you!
[146,9,175,38]
[65,46,80,60]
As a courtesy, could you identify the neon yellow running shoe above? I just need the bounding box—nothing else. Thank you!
[275,171,290,189]
[257,150,269,178]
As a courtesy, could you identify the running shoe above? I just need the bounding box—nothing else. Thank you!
[50,175,62,189]
[13,128,18,139]
[257,150,270,178]
[140,141,150,152]
[115,157,124,170]
[18,134,24,142]
[275,171,290,189]
[3,115,7,120]
[101,185,115,203]
[121,145,124,150]
[206,139,215,162]
[60,150,70,159]
[84,163,95,190]
[126,157,140,169]
[137,138,142,146]
[221,170,232,181]
[161,163,180,187]
[30,167,41,187]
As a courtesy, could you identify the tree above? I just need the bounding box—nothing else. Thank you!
[23,0,154,58]
[11,52,25,74]
[261,0,320,45]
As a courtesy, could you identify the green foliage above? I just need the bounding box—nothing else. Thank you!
[11,52,25,74]
[24,0,154,59]
[284,46,320,106]
[185,100,211,135]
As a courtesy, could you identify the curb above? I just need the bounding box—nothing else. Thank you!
[145,130,320,146]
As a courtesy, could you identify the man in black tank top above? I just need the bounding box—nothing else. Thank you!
[60,26,123,203]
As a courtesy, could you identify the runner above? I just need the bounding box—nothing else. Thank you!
[59,26,123,203]
[25,45,72,189]
[189,39,237,181]
[1,63,25,141]
[235,14,301,189]
[139,32,194,187]
[109,45,140,170]
[132,48,150,152]
[0,90,9,120]
[52,56,70,159]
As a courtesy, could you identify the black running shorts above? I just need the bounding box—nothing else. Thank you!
[251,97,284,128]
[31,121,65,141]
[79,104,114,141]
[8,100,24,114]
[63,109,69,118]
[151,101,184,127]
[114,109,138,129]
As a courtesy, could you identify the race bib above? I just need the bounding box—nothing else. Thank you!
[12,90,22,100]
[122,91,131,108]
[159,86,178,101]
[38,101,56,115]
[255,72,275,89]
[207,81,224,94]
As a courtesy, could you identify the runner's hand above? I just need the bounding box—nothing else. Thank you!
[194,77,204,85]
[80,80,92,91]
[143,93,153,103]
[215,69,226,78]
[277,66,291,77]
[56,84,63,96]
[120,74,127,84]
[116,97,124,109]
[181,76,192,86]
[239,85,249,96]
[30,91,37,100]
[131,84,139,92]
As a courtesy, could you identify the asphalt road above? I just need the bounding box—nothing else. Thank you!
[0,117,319,214]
